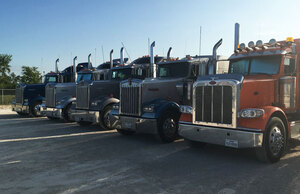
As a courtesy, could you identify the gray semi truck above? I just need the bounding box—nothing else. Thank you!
[70,44,169,128]
[110,39,229,143]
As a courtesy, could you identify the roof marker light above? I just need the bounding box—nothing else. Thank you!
[256,40,263,47]
[269,39,277,46]
[248,41,255,48]
[239,43,246,50]
[286,37,294,43]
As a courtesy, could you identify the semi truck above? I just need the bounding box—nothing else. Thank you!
[41,54,114,121]
[110,40,229,143]
[11,59,84,117]
[179,23,300,163]
[70,45,168,128]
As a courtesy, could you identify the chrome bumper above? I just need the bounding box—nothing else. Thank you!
[111,115,157,134]
[70,109,99,123]
[12,104,29,114]
[41,107,62,119]
[179,123,263,148]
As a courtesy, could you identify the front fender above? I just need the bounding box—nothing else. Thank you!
[100,97,119,111]
[142,100,181,119]
[56,97,76,109]
[238,106,288,132]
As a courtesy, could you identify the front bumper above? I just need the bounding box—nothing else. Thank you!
[12,103,29,114]
[70,109,99,123]
[179,123,263,148]
[41,107,62,119]
[110,115,158,134]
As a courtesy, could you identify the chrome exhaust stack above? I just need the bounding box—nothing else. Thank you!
[167,47,172,60]
[110,49,114,69]
[73,56,77,82]
[55,58,59,73]
[88,54,92,69]
[234,23,240,51]
[150,41,156,78]
[120,47,124,65]
[208,38,223,75]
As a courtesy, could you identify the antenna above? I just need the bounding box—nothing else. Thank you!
[199,26,202,56]
[121,42,132,61]
[101,46,105,63]
[95,48,97,66]
[148,38,150,55]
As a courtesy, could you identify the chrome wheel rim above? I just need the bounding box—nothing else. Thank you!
[163,118,176,138]
[103,109,112,129]
[269,126,284,155]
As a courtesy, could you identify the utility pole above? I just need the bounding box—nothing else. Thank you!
[101,46,105,63]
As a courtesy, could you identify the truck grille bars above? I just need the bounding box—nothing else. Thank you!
[45,85,56,107]
[76,84,90,109]
[194,85,235,125]
[15,85,24,104]
[120,82,141,116]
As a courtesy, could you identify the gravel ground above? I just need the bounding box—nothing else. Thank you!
[0,108,300,194]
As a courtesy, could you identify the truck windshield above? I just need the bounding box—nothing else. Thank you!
[44,76,57,83]
[230,55,281,75]
[77,73,92,82]
[111,68,132,80]
[158,62,189,78]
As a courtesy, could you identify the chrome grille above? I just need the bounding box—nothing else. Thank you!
[76,85,89,109]
[120,82,141,116]
[194,85,233,125]
[45,85,56,107]
[15,85,23,104]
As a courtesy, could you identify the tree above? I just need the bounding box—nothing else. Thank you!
[20,66,42,84]
[0,54,12,88]
[9,72,21,88]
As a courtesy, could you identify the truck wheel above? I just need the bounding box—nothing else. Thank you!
[157,111,179,143]
[63,103,73,122]
[185,139,207,148]
[117,129,135,135]
[30,101,42,117]
[256,117,287,163]
[77,121,93,126]
[17,112,27,116]
[100,105,113,130]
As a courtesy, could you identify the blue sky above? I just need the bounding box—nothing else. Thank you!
[1,0,300,75]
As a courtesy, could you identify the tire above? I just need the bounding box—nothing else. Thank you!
[255,117,287,163]
[17,112,27,116]
[185,139,207,148]
[62,103,73,122]
[100,105,113,130]
[30,101,42,117]
[117,129,135,135]
[77,121,93,126]
[157,111,179,143]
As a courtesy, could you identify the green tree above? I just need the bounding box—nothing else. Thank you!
[9,72,21,88]
[20,66,42,84]
[0,54,12,88]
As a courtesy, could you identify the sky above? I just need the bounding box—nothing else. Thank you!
[1,0,300,75]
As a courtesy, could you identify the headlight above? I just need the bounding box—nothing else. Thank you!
[24,99,28,103]
[113,104,119,110]
[143,105,155,113]
[91,101,98,106]
[180,105,193,114]
[240,109,264,118]
[56,101,61,105]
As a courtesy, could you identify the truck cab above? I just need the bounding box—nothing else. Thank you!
[41,55,113,121]
[111,40,229,143]
[12,61,73,117]
[70,48,167,128]
[179,37,300,163]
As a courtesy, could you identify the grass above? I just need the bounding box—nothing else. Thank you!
[0,95,15,105]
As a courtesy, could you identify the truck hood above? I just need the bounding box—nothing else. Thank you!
[89,80,120,103]
[54,83,76,102]
[21,83,46,100]
[140,77,184,104]
[240,76,276,109]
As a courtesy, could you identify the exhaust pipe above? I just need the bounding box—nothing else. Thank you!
[110,49,114,69]
[167,47,172,60]
[120,47,124,65]
[73,56,77,82]
[88,54,92,69]
[234,23,240,51]
[208,38,223,75]
[150,41,156,78]
[55,58,59,73]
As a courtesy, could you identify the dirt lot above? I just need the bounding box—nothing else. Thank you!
[0,108,300,194]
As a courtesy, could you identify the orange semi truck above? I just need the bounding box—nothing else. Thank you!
[179,24,300,163]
